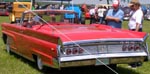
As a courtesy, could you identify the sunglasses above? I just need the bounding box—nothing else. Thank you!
[130,5,134,7]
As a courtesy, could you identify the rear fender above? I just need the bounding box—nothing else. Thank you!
[31,48,59,69]
[2,31,17,46]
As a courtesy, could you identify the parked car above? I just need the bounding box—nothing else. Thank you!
[0,2,9,16]
[9,2,31,23]
[1,9,149,70]
[141,5,147,15]
[145,9,150,20]
[122,5,147,21]
[122,7,131,21]
[0,9,9,16]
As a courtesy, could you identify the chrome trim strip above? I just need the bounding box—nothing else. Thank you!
[57,45,61,57]
[56,45,61,69]
[144,33,149,41]
[10,49,35,62]
[60,52,148,62]
[63,38,144,45]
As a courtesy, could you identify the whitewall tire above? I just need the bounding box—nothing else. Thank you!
[37,56,43,70]
[6,38,11,53]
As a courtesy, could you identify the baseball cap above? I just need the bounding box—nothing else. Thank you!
[112,0,120,8]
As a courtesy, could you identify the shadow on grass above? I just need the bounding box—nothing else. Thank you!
[7,50,140,74]
[7,50,38,70]
[41,66,140,74]
[117,66,140,74]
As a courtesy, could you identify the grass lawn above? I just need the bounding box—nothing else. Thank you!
[0,16,150,74]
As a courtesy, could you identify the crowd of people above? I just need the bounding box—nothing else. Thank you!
[88,0,144,33]
[32,0,144,33]
[88,0,144,69]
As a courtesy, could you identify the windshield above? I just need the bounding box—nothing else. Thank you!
[21,9,79,28]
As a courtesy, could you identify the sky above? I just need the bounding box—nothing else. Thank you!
[71,0,150,5]
[36,0,150,6]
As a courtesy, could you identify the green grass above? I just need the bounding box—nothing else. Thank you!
[0,16,150,74]
[0,16,41,74]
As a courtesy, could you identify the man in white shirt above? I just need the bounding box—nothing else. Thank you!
[97,6,106,24]
[89,6,96,24]
[128,0,143,32]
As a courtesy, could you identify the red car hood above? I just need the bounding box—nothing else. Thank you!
[36,24,147,42]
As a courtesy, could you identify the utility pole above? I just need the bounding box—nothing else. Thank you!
[32,0,35,5]
[107,0,109,4]
[61,0,63,5]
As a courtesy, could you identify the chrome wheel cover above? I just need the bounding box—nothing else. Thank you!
[37,57,43,70]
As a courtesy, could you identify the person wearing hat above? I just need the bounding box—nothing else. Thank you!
[105,0,124,28]
[128,0,143,32]
[128,0,143,69]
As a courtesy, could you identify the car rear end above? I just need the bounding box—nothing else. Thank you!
[57,38,149,68]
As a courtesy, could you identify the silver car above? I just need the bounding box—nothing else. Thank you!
[145,9,150,20]
[122,7,131,21]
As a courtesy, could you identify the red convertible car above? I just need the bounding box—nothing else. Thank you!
[1,9,149,71]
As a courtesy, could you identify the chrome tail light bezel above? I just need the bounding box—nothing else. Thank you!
[58,41,148,57]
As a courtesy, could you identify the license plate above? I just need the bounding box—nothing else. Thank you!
[95,58,109,65]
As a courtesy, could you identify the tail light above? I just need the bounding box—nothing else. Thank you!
[128,45,134,51]
[64,47,84,55]
[122,42,143,52]
[66,48,72,55]
[72,48,78,54]
[134,44,141,51]
[79,48,84,54]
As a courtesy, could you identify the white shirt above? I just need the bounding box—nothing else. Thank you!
[128,9,143,29]
[97,8,106,17]
[89,8,95,15]
[60,5,64,10]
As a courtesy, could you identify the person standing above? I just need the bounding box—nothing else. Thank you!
[89,6,96,24]
[60,4,64,10]
[128,0,143,32]
[97,6,106,24]
[127,0,144,69]
[105,0,124,28]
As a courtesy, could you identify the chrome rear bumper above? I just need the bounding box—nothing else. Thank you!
[59,52,148,67]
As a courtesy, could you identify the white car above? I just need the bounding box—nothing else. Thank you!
[145,10,150,20]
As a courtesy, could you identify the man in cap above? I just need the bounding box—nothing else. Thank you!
[105,0,124,28]
[128,0,143,32]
